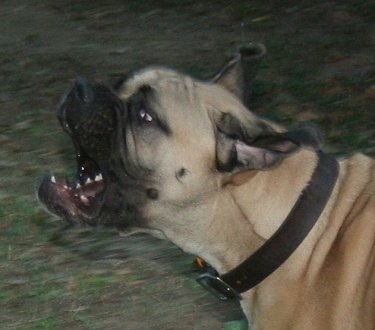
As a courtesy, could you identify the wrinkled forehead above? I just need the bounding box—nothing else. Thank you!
[116,66,260,134]
[117,66,251,114]
[117,67,191,99]
[117,67,210,127]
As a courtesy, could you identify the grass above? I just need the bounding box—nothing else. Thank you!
[30,315,59,330]
[73,313,97,330]
[77,275,117,295]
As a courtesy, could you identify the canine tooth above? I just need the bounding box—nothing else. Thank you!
[51,175,56,183]
[76,183,81,189]
[85,178,93,185]
[95,174,103,182]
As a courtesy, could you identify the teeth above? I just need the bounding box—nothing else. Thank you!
[85,178,93,185]
[95,173,103,182]
[80,195,89,205]
[51,175,56,183]
[76,183,81,189]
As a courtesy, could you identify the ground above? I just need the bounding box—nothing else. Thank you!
[0,1,374,329]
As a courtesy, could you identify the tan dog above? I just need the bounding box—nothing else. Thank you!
[39,46,375,329]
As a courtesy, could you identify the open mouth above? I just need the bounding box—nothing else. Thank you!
[38,148,106,225]
[38,78,123,225]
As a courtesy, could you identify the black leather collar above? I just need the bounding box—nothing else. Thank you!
[197,151,339,300]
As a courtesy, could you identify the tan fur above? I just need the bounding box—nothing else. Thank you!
[117,68,375,329]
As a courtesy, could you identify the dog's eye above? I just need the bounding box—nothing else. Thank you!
[139,108,153,122]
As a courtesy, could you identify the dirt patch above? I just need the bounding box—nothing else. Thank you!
[0,0,374,329]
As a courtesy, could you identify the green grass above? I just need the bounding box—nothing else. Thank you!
[78,275,117,294]
[0,199,35,238]
[30,314,59,330]
[73,313,97,329]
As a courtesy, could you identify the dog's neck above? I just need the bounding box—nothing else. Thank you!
[204,149,319,274]
[233,149,318,242]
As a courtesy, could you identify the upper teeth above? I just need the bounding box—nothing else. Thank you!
[49,172,103,188]
[82,173,103,186]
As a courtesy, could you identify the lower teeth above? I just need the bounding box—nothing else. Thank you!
[80,195,89,205]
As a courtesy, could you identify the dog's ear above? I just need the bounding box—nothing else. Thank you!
[211,43,266,108]
[216,115,322,173]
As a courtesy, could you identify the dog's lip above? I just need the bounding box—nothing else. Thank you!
[57,92,74,136]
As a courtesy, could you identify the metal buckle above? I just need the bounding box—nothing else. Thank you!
[196,272,242,301]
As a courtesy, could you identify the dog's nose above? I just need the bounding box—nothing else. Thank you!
[58,77,96,131]
[73,77,95,104]
[57,78,119,160]
[58,78,93,133]
[57,78,97,134]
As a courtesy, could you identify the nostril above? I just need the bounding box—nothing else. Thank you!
[74,77,94,103]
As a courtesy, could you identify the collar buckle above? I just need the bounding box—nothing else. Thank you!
[196,272,242,301]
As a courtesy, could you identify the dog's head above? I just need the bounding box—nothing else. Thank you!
[38,50,321,238]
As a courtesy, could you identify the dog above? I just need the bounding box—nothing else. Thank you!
[38,45,375,329]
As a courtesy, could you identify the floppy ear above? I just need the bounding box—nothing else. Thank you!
[211,43,266,108]
[216,115,321,172]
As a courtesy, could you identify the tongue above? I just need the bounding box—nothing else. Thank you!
[77,180,105,197]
